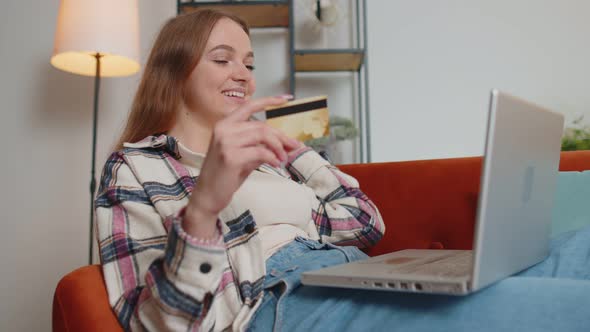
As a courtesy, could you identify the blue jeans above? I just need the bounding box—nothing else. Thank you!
[247,226,590,332]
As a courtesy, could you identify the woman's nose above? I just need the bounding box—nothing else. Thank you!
[232,63,252,82]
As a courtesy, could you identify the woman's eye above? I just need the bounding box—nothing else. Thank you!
[214,60,228,65]
[246,65,255,71]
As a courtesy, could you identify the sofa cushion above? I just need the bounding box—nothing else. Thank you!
[552,171,590,236]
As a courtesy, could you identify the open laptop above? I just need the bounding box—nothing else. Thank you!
[301,89,565,295]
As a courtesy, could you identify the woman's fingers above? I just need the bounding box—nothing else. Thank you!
[208,95,305,175]
[239,146,282,168]
[269,126,302,151]
[229,121,301,159]
[226,95,293,123]
[231,123,288,162]
[230,120,301,150]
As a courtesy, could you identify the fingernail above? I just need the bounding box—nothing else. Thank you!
[277,94,294,100]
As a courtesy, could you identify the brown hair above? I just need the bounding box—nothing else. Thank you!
[115,9,249,150]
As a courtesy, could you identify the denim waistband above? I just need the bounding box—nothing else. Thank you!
[266,237,322,267]
[263,236,368,289]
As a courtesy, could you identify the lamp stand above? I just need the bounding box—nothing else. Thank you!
[89,53,102,265]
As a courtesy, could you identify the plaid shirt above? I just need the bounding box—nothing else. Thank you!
[95,134,385,331]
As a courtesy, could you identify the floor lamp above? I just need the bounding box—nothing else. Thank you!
[50,0,140,264]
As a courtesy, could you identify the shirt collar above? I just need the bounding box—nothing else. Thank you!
[176,140,205,168]
[123,134,204,167]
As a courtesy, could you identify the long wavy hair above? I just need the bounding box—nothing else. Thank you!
[115,10,249,150]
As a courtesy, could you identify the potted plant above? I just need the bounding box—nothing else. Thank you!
[304,115,359,163]
[561,116,590,151]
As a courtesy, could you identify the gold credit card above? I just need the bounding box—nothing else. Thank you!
[265,95,329,142]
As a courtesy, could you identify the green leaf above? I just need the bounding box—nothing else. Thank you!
[561,115,590,151]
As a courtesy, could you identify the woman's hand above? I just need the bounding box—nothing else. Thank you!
[182,95,301,238]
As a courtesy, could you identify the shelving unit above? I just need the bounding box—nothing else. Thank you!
[294,49,364,72]
[178,1,290,28]
[177,0,371,162]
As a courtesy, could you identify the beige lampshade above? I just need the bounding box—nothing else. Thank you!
[50,0,140,77]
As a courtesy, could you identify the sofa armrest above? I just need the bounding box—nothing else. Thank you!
[53,265,123,332]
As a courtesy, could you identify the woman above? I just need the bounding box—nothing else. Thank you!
[96,9,590,332]
[96,9,383,331]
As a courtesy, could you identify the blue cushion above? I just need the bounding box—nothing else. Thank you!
[551,171,590,236]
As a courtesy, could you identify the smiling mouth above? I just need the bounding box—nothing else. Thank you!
[222,90,246,98]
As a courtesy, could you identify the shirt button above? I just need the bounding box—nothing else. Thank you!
[244,223,255,234]
[200,263,212,274]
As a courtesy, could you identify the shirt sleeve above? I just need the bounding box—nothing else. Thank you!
[95,152,228,331]
[285,147,385,248]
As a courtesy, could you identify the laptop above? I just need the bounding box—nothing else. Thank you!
[301,89,565,295]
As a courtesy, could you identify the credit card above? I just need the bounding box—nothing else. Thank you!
[265,95,329,142]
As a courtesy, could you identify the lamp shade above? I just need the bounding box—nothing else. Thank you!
[51,0,140,77]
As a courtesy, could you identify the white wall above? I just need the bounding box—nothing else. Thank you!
[0,0,175,330]
[367,0,590,162]
[2,1,88,330]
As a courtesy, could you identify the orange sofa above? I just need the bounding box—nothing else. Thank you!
[52,151,590,332]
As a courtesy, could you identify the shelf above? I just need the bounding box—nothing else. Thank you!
[294,49,365,72]
[178,1,290,28]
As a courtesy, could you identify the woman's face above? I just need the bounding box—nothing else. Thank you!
[184,18,256,124]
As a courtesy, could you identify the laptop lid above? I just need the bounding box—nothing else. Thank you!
[471,90,564,291]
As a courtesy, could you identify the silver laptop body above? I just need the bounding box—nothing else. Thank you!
[301,90,565,295]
